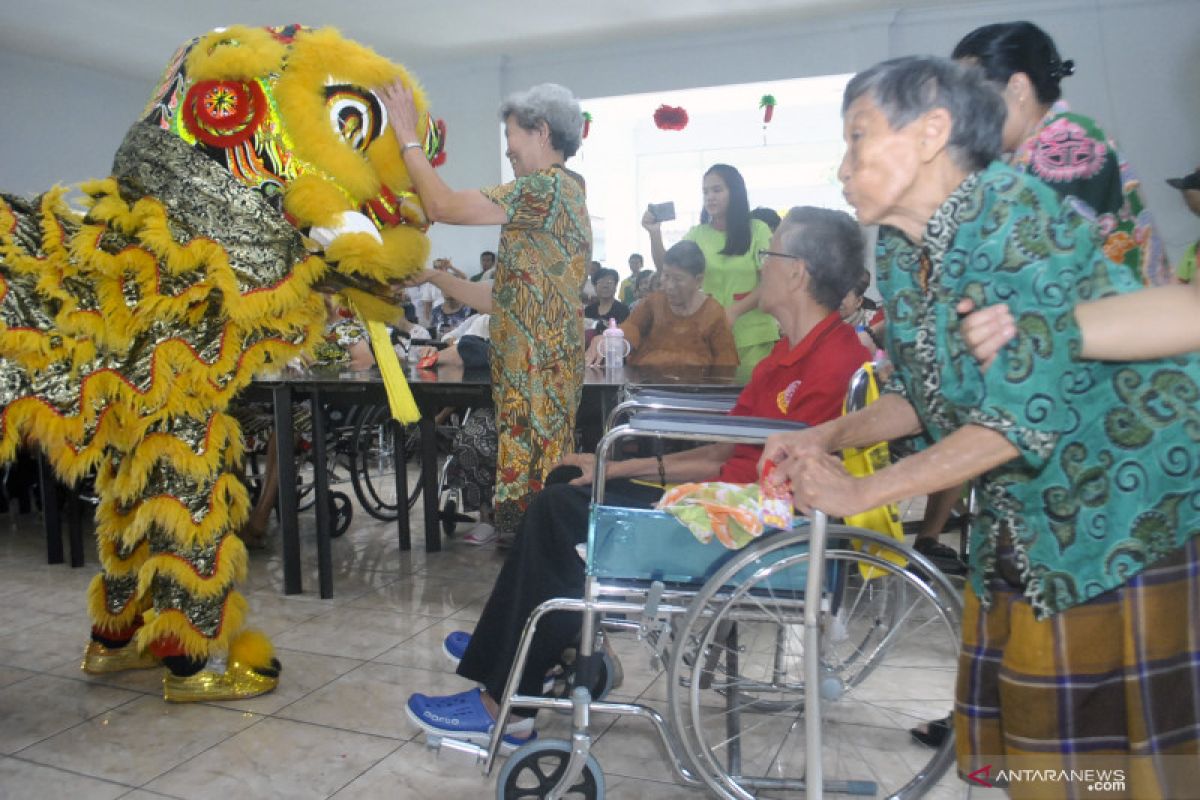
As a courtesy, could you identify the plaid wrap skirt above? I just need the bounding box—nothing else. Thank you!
[955,535,1200,799]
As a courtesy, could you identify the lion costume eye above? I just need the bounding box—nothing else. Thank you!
[324,85,385,152]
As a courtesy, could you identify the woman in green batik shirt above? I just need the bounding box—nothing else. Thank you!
[765,57,1200,796]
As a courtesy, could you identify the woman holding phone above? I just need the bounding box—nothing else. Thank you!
[642,164,776,370]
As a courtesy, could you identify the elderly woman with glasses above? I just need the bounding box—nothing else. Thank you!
[379,81,590,540]
[763,56,1200,795]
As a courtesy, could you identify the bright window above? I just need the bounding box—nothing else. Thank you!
[501,73,855,274]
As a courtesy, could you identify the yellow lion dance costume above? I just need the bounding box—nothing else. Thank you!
[0,24,437,701]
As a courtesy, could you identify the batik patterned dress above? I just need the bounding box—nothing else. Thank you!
[481,166,591,535]
[1008,100,1171,286]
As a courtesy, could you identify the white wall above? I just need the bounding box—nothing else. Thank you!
[3,0,1197,266]
[409,57,507,272]
[0,49,154,195]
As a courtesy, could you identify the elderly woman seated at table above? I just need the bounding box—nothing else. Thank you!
[585,240,737,368]
[763,56,1200,796]
[583,267,630,336]
[405,206,871,751]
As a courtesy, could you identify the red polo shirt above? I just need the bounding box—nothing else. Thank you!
[717,312,870,483]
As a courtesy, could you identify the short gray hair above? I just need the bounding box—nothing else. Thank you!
[499,83,584,158]
[778,207,865,311]
[663,240,706,277]
[842,56,1004,171]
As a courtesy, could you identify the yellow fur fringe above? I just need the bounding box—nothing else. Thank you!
[137,533,248,602]
[282,174,353,229]
[228,629,275,670]
[185,26,287,81]
[274,27,426,204]
[94,472,250,552]
[87,573,150,633]
[96,538,151,579]
[137,590,249,660]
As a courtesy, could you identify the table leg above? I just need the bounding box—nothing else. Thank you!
[40,455,63,565]
[66,490,84,568]
[392,420,411,552]
[273,385,302,595]
[420,415,440,552]
[310,388,334,599]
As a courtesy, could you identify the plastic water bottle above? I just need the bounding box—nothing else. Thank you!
[601,318,631,368]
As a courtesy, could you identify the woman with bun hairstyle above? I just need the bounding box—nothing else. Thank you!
[953,20,1170,286]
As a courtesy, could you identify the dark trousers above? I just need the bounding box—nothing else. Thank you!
[456,472,663,703]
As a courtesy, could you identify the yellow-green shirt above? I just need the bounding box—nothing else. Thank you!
[683,219,777,363]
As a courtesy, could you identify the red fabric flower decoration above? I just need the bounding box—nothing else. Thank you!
[653,104,688,131]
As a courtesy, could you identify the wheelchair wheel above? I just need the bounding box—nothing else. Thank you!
[666,524,961,800]
[330,491,352,538]
[496,739,604,800]
[349,406,422,521]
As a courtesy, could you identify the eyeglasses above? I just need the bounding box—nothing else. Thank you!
[756,249,801,268]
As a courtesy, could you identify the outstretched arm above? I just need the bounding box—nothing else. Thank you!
[788,424,1018,518]
[411,269,493,314]
[759,393,923,479]
[642,209,668,269]
[378,80,508,226]
[958,282,1200,368]
[558,443,735,487]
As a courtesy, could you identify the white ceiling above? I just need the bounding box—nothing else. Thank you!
[0,0,953,81]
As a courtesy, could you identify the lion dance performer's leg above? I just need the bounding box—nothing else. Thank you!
[1,181,309,702]
[86,410,280,700]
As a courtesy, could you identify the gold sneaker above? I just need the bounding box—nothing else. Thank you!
[162,657,281,703]
[81,641,161,675]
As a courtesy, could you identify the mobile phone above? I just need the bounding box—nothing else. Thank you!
[648,201,676,222]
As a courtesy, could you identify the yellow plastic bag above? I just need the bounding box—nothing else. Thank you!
[839,362,906,579]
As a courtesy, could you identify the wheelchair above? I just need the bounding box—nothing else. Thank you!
[240,399,361,538]
[348,403,477,536]
[424,386,963,799]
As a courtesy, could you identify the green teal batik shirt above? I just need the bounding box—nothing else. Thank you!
[876,161,1200,619]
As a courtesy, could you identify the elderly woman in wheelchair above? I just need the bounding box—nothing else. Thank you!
[405,207,873,753]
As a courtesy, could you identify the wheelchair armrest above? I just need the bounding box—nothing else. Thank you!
[625,411,807,442]
[605,389,739,431]
[593,410,808,504]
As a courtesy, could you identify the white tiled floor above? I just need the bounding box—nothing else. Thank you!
[0,491,1000,799]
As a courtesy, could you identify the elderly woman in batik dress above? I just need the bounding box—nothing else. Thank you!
[379,81,591,542]
[763,57,1200,798]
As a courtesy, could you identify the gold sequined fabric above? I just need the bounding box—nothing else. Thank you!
[0,123,325,657]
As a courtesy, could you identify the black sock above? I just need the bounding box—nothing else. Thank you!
[91,632,133,649]
[162,655,207,677]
